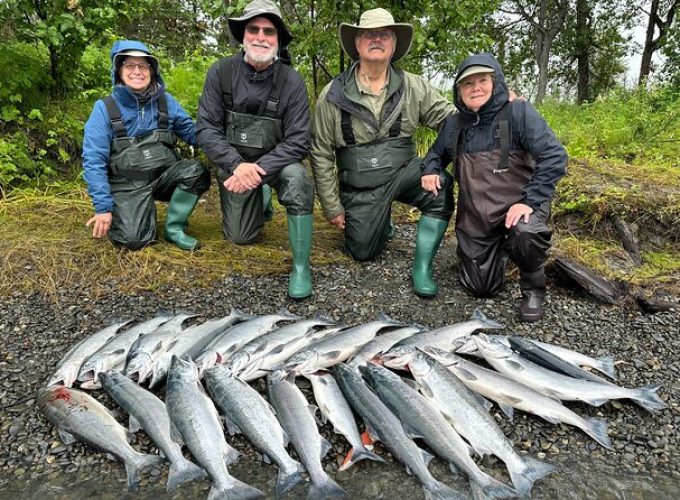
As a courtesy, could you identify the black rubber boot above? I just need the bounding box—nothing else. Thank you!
[519,268,546,322]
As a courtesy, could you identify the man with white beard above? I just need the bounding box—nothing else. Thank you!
[197,0,315,299]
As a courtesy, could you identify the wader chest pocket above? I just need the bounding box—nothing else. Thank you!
[357,155,392,172]
[227,128,264,149]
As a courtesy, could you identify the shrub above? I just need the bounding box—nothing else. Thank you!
[0,132,53,192]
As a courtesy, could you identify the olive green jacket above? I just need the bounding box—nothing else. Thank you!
[310,62,455,220]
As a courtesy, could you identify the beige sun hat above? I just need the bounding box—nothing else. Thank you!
[339,8,413,62]
[455,65,495,85]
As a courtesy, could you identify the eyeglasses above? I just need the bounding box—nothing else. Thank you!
[245,25,278,37]
[360,29,393,41]
[122,62,151,72]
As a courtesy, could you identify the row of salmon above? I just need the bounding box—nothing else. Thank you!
[38,308,667,499]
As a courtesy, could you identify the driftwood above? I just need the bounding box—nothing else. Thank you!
[635,294,675,314]
[611,214,643,266]
[554,257,629,305]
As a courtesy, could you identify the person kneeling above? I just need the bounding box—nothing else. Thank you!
[421,52,567,321]
[83,40,210,251]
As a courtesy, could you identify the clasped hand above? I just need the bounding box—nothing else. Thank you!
[224,162,266,193]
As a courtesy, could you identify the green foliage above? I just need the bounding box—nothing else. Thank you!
[0,132,54,191]
[161,52,220,117]
[1,0,150,94]
[539,85,680,164]
[0,42,52,112]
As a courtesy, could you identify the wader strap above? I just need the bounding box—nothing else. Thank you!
[260,63,287,117]
[104,96,127,139]
[388,112,402,137]
[341,110,355,145]
[340,110,403,146]
[221,57,235,111]
[104,94,170,138]
[221,56,287,118]
[496,102,511,170]
[157,92,169,130]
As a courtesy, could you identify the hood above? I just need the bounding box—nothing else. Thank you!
[453,52,508,124]
[109,40,163,87]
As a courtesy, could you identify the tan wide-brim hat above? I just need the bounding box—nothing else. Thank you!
[339,8,413,62]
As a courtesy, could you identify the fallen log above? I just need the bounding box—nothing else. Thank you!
[554,257,629,305]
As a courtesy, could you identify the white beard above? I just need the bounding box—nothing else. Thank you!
[244,40,278,66]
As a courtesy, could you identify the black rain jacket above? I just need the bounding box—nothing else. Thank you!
[196,51,310,176]
[422,53,567,214]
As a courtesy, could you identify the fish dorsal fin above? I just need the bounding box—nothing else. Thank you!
[169,421,184,445]
[223,415,242,436]
[268,344,285,355]
[419,447,434,467]
[401,377,418,390]
[223,446,239,466]
[582,397,609,407]
[475,394,494,413]
[506,359,525,371]
[308,404,323,425]
[418,383,435,399]
[261,453,272,465]
[321,350,342,361]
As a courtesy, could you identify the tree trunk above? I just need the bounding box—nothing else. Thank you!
[49,45,62,95]
[638,0,679,84]
[576,0,591,104]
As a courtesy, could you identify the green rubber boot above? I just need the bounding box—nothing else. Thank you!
[164,188,200,251]
[287,214,313,299]
[411,215,449,297]
[262,184,274,222]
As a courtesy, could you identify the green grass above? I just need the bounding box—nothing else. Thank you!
[0,181,349,300]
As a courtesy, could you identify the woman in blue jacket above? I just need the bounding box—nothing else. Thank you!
[82,40,210,250]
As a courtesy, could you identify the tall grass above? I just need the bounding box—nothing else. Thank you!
[540,86,679,166]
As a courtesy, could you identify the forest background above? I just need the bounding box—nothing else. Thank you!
[0,0,678,299]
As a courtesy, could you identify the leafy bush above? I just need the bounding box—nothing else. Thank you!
[161,51,219,117]
[0,132,53,192]
[540,86,680,165]
[0,42,52,114]
[71,43,114,93]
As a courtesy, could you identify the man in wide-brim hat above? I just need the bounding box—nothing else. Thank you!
[310,8,456,298]
[196,0,316,300]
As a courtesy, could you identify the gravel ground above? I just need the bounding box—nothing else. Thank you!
[0,225,678,499]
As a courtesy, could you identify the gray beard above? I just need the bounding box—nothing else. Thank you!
[244,44,277,67]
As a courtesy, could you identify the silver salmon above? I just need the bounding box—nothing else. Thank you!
[205,365,305,497]
[165,357,263,500]
[99,370,206,491]
[37,385,163,491]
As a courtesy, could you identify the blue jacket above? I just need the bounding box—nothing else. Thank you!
[82,40,197,214]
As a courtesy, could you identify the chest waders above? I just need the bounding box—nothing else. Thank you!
[219,57,313,299]
[453,102,551,320]
[104,95,206,250]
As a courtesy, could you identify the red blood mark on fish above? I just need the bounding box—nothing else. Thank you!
[51,386,72,402]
